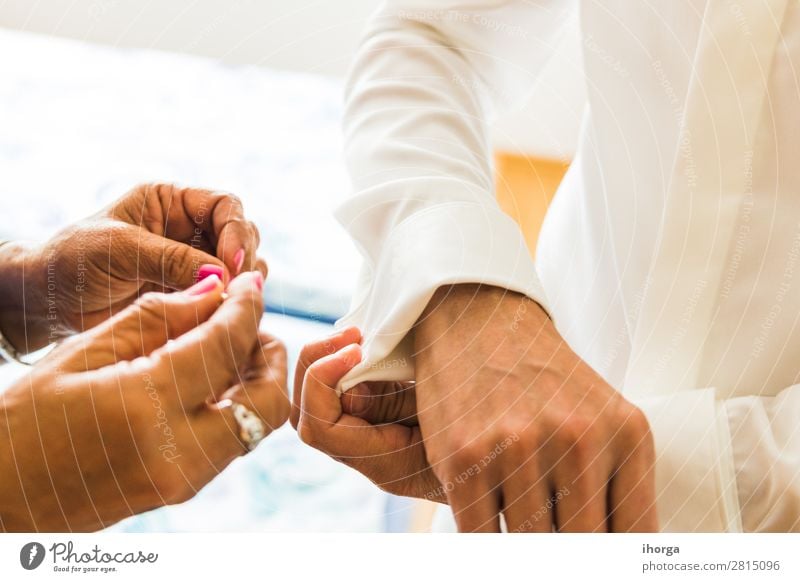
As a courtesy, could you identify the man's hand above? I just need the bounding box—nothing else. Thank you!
[0,183,265,353]
[413,284,657,532]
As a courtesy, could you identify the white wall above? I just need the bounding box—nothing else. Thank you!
[0,0,584,159]
[0,0,376,77]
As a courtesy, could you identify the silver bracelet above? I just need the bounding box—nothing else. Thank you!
[0,239,31,365]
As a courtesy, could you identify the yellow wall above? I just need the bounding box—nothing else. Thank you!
[494,153,569,256]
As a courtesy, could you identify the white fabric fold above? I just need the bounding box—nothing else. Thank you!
[335,200,547,392]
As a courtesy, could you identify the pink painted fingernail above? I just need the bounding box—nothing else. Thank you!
[197,264,224,282]
[185,274,221,296]
[233,248,245,274]
[253,271,263,291]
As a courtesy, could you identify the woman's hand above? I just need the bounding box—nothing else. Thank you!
[0,183,265,354]
[292,329,444,503]
[0,271,289,532]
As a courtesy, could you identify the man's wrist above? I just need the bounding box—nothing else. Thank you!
[412,283,570,383]
[0,241,49,354]
[416,283,550,339]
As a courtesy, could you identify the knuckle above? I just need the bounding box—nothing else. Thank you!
[130,182,156,198]
[569,432,598,466]
[297,418,317,447]
[203,322,238,364]
[448,437,484,467]
[551,411,601,466]
[139,183,177,209]
[152,183,177,200]
[304,362,328,388]
[162,244,195,279]
[426,452,454,481]
[257,258,268,278]
[270,393,291,429]
[264,339,288,372]
[620,405,651,440]
[559,414,592,444]
[134,292,169,327]
[298,344,313,367]
[289,408,300,430]
[497,417,531,442]
[217,191,243,210]
[162,240,186,263]
[135,291,166,312]
[270,337,288,358]
[231,286,263,313]
[249,221,261,244]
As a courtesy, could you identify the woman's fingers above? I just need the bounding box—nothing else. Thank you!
[225,332,289,429]
[154,271,264,406]
[52,276,225,372]
[193,332,290,462]
[130,227,227,291]
[112,184,261,286]
[290,326,362,427]
[254,256,268,280]
[177,186,258,276]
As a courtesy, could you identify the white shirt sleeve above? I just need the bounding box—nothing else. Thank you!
[336,0,574,391]
[724,387,800,532]
[336,0,800,533]
[637,384,800,532]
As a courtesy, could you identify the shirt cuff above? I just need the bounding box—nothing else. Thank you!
[334,200,549,393]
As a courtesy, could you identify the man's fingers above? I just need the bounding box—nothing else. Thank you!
[154,271,264,406]
[448,479,502,533]
[608,440,659,532]
[53,276,225,371]
[552,473,608,532]
[300,343,362,427]
[291,326,362,428]
[341,382,418,426]
[500,455,554,533]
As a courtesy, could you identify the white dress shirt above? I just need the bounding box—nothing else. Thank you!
[336,0,800,532]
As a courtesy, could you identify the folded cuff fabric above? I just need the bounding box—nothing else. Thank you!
[334,199,549,393]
